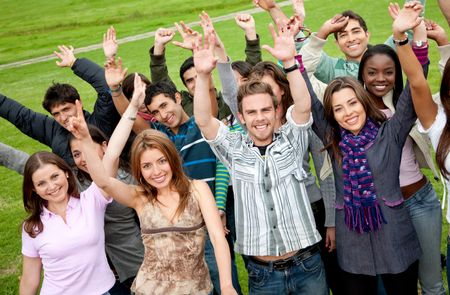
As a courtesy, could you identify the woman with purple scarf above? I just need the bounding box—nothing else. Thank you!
[299,3,425,294]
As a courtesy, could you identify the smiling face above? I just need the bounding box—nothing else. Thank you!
[140,148,173,191]
[261,75,285,126]
[331,87,367,135]
[147,93,187,133]
[182,67,197,96]
[362,54,396,99]
[336,19,370,62]
[70,139,107,174]
[50,102,78,130]
[238,93,277,146]
[32,163,70,207]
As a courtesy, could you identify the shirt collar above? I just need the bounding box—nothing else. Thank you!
[40,196,77,220]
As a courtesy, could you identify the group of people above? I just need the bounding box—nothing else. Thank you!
[1,0,450,294]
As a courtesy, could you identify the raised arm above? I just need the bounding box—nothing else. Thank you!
[54,45,109,93]
[438,0,450,26]
[0,142,29,175]
[104,57,150,134]
[103,26,118,60]
[103,73,146,178]
[67,98,139,209]
[193,33,221,140]
[391,2,436,129]
[235,13,262,65]
[301,14,349,84]
[263,19,311,124]
[253,0,288,23]
[425,19,450,74]
[0,93,57,147]
[150,28,177,87]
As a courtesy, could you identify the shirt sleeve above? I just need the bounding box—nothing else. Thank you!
[284,105,313,159]
[81,183,113,212]
[217,61,240,122]
[22,226,39,258]
[416,105,446,151]
[204,120,238,170]
[300,33,338,84]
[308,131,336,227]
[214,160,230,212]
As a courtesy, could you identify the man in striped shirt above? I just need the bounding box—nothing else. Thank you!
[193,25,327,294]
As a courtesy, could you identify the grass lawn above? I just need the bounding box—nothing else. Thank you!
[0,0,448,293]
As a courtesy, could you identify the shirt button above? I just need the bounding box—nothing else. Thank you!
[270,208,274,211]
[266,189,269,192]
[273,226,276,229]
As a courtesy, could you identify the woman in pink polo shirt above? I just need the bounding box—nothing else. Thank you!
[19,151,115,295]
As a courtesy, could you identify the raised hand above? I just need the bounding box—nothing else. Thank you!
[292,0,305,20]
[388,2,401,20]
[235,13,256,32]
[253,0,276,11]
[67,100,90,141]
[103,26,118,59]
[317,14,349,39]
[173,21,200,51]
[54,45,76,68]
[391,1,423,34]
[154,28,175,54]
[199,11,227,61]
[193,33,218,76]
[262,19,298,62]
[424,19,448,45]
[130,73,147,109]
[104,57,127,89]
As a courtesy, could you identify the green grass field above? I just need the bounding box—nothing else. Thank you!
[0,0,448,293]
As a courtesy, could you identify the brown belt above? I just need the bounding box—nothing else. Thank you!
[401,176,427,200]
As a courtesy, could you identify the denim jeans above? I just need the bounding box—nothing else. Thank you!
[245,251,328,294]
[404,181,445,295]
[204,232,242,294]
[446,235,450,290]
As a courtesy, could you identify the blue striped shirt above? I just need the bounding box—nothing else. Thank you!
[151,117,216,191]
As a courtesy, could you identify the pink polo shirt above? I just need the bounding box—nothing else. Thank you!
[22,183,115,295]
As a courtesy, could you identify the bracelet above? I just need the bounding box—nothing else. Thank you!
[125,116,136,121]
[283,63,299,74]
[393,33,409,46]
[110,84,122,93]
[412,40,428,49]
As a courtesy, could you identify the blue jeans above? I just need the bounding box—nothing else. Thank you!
[245,252,328,294]
[404,181,445,295]
[446,235,450,290]
[205,233,242,294]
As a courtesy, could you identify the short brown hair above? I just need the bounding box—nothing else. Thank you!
[237,80,278,114]
[333,10,368,40]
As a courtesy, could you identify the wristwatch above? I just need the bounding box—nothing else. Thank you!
[393,34,409,46]
[412,40,428,48]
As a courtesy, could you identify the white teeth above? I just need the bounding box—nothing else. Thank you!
[346,117,358,125]
[374,85,386,90]
[153,175,166,183]
[255,125,267,130]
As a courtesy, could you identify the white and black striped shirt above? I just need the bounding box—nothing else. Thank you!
[206,107,321,256]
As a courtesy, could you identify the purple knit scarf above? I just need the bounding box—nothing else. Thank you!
[339,118,386,233]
